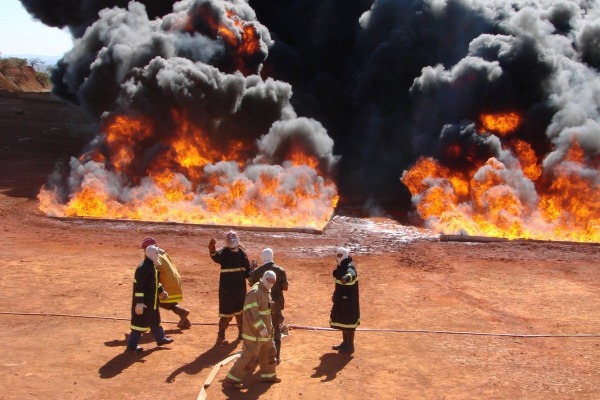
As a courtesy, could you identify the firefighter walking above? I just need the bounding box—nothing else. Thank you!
[126,244,174,352]
[140,238,191,329]
[225,270,281,389]
[248,248,288,365]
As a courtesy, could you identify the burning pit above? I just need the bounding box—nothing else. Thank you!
[24,1,600,241]
[401,111,600,243]
[35,2,339,232]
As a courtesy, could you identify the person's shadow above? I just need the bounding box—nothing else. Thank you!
[218,363,275,399]
[103,328,183,348]
[99,347,166,379]
[99,328,182,379]
[311,352,354,382]
[165,339,241,383]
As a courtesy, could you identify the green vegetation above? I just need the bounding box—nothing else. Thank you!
[0,56,51,88]
[35,71,50,87]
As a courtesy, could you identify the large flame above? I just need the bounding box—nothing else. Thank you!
[402,112,599,242]
[38,111,339,230]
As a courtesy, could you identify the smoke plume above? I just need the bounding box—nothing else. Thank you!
[23,0,600,237]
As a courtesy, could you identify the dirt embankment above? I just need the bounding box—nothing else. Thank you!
[0,57,50,92]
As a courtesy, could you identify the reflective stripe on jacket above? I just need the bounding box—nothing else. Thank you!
[156,252,183,304]
[241,282,273,341]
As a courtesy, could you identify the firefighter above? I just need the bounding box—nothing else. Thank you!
[225,270,281,389]
[140,238,191,329]
[209,230,251,344]
[248,248,288,365]
[330,246,360,354]
[126,244,174,352]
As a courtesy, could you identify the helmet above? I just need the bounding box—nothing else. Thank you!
[140,237,157,249]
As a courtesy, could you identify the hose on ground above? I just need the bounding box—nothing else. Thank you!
[1,311,599,338]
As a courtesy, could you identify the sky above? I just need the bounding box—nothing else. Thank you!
[0,0,73,57]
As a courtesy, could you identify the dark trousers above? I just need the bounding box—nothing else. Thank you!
[127,309,165,349]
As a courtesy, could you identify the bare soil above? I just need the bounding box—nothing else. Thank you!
[1,90,600,400]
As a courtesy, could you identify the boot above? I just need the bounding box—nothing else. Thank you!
[339,330,354,354]
[332,331,347,350]
[216,330,226,344]
[173,305,191,329]
[235,314,243,340]
[216,317,230,344]
[274,339,281,365]
[178,318,192,329]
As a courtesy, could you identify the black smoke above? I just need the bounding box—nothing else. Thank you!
[23,0,600,219]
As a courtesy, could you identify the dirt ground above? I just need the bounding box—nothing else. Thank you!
[1,90,600,400]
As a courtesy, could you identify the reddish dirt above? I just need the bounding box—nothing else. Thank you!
[1,91,600,400]
[0,61,48,93]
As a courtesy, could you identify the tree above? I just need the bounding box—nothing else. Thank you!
[28,57,45,72]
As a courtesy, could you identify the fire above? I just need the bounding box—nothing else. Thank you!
[38,110,338,230]
[287,144,319,169]
[480,112,521,136]
[183,6,264,75]
[402,117,600,242]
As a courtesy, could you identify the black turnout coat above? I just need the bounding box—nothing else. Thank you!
[210,247,250,317]
[130,257,164,331]
[330,256,360,330]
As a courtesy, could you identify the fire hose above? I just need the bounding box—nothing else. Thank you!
[2,311,600,337]
[3,311,600,399]
[196,352,241,400]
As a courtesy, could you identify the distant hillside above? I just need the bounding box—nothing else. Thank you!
[4,54,61,73]
[0,57,51,92]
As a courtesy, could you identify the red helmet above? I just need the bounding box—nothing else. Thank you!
[140,237,157,249]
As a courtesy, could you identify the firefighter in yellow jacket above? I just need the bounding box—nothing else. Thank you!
[140,238,191,329]
[225,270,281,389]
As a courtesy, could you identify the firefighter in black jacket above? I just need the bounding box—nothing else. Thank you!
[330,246,360,354]
[209,230,251,344]
[126,244,174,352]
[248,248,288,364]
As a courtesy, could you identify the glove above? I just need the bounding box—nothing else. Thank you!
[135,303,147,315]
[208,237,216,253]
[259,327,268,337]
[160,291,168,300]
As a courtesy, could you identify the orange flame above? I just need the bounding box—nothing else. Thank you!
[186,7,263,75]
[402,128,599,242]
[38,109,338,230]
[480,112,521,136]
[104,114,154,172]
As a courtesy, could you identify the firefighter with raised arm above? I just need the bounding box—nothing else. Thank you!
[208,230,251,344]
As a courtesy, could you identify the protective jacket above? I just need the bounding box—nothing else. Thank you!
[226,281,278,385]
[241,282,273,341]
[249,262,288,309]
[130,257,165,331]
[330,256,360,330]
[210,247,250,317]
[156,250,183,304]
